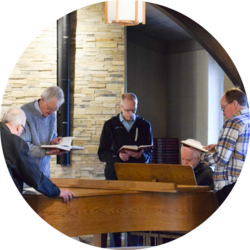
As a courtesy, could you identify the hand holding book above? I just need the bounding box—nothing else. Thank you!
[126,149,143,159]
[118,145,153,153]
[41,137,84,152]
[50,137,63,145]
[119,149,143,160]
[181,140,209,153]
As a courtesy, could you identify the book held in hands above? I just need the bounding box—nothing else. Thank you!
[41,137,84,151]
[181,140,208,153]
[118,145,153,153]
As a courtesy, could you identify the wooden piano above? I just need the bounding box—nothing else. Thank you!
[23,163,219,247]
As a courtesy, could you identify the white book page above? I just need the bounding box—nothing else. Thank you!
[59,137,76,146]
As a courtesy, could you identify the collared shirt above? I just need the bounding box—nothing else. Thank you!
[202,108,250,191]
[34,99,43,115]
[119,112,135,132]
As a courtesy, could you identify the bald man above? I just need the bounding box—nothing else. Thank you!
[181,139,214,189]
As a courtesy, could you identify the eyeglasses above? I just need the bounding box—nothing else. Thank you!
[123,109,137,113]
[46,103,59,113]
[221,101,233,111]
[20,124,26,133]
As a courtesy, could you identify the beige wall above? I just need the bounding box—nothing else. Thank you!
[1,2,125,179]
[224,72,234,91]
[165,50,209,145]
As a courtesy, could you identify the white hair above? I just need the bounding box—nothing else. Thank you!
[41,86,65,106]
[120,93,138,107]
[181,139,201,158]
[1,108,26,127]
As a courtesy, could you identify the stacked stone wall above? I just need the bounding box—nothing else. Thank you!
[1,2,125,179]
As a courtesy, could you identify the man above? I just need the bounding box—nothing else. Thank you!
[0,108,74,203]
[203,88,250,204]
[181,139,214,189]
[21,86,66,178]
[98,93,153,247]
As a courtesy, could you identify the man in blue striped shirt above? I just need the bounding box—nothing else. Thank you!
[203,88,250,204]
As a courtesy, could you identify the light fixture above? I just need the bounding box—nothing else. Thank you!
[105,0,146,26]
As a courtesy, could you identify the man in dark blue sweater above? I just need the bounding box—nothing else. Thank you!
[98,93,153,246]
[1,107,74,203]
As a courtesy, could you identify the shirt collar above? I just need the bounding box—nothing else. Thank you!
[235,108,249,117]
[119,112,135,123]
[34,99,43,115]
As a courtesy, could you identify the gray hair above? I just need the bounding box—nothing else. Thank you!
[181,139,201,158]
[41,86,65,106]
[120,93,138,107]
[1,108,26,127]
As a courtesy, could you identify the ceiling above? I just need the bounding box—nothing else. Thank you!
[128,3,193,43]
[126,2,243,90]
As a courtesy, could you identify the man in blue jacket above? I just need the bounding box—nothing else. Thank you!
[1,107,74,203]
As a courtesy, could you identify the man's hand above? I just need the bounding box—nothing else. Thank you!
[203,144,217,152]
[51,137,63,145]
[59,189,75,204]
[46,149,68,155]
[119,152,130,161]
[126,149,143,159]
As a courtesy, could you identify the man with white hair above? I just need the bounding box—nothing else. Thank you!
[181,139,214,189]
[0,108,74,203]
[20,86,66,178]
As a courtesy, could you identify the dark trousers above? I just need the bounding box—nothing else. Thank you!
[215,182,236,206]
[109,232,140,247]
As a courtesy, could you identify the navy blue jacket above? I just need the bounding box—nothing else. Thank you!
[194,162,214,190]
[0,122,60,197]
[98,114,153,180]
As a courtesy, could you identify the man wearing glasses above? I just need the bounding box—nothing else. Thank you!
[20,86,66,178]
[203,88,250,204]
[98,93,153,247]
[0,108,74,203]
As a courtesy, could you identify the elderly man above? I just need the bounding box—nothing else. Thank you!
[0,108,74,203]
[21,86,66,178]
[98,92,153,180]
[181,139,214,189]
[98,93,153,247]
[203,88,250,204]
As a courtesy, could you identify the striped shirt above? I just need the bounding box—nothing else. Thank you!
[203,108,250,191]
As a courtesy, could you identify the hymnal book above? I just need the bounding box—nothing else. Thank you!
[41,137,84,151]
[118,145,153,153]
[181,140,208,153]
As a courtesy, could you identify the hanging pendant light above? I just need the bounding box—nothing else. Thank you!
[105,0,146,26]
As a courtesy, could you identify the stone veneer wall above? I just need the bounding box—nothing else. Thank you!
[1,2,125,179]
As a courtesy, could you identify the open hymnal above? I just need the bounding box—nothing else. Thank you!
[41,137,84,151]
[118,145,153,153]
[181,140,208,153]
